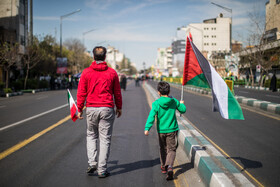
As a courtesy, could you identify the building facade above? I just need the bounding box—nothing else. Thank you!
[172,27,187,75]
[265,0,280,42]
[0,0,29,83]
[185,13,231,57]
[0,0,28,53]
[171,14,231,76]
[106,46,124,70]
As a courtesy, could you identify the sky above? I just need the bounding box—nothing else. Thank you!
[33,0,266,70]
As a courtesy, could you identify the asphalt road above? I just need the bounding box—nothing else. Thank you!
[0,84,177,187]
[234,86,280,104]
[148,80,280,187]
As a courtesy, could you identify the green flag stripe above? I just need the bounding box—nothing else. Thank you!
[227,88,244,120]
[186,73,210,88]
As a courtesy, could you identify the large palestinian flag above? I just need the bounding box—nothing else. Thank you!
[67,89,78,122]
[182,35,244,120]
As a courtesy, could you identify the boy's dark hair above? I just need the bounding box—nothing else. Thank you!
[93,46,107,61]
[157,81,170,95]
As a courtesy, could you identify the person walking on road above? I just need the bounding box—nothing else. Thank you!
[144,81,186,180]
[77,46,122,178]
[120,74,127,91]
[270,72,277,92]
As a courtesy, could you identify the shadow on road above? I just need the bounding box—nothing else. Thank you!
[108,158,160,176]
[173,162,193,178]
[228,157,263,171]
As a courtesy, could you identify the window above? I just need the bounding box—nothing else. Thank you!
[20,36,25,45]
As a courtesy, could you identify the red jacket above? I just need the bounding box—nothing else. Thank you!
[77,61,122,112]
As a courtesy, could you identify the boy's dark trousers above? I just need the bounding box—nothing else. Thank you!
[158,131,178,167]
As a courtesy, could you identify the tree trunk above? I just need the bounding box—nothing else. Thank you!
[259,71,264,87]
[5,69,9,89]
[24,64,29,90]
[250,67,254,86]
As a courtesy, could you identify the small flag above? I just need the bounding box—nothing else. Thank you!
[182,34,244,120]
[67,89,78,122]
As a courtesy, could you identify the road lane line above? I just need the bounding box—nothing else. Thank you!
[181,115,264,187]
[0,103,68,132]
[36,96,48,100]
[0,115,71,161]
[265,94,279,98]
[239,91,249,93]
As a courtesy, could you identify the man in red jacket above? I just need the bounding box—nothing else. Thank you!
[77,46,122,178]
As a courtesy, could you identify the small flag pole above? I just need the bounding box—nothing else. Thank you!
[180,85,184,117]
[181,85,184,101]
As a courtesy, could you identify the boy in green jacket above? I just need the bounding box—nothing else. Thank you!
[145,81,186,180]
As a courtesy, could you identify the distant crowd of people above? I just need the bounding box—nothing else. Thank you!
[49,74,78,90]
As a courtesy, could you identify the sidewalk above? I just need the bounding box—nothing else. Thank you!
[143,81,255,187]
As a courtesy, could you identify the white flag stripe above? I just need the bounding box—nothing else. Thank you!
[209,64,229,119]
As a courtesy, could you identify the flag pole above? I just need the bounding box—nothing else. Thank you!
[180,85,184,117]
[181,85,184,101]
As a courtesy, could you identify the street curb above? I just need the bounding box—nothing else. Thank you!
[22,88,50,94]
[235,85,280,92]
[169,82,280,116]
[5,92,23,98]
[143,82,254,187]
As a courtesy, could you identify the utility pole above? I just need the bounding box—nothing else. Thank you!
[29,0,33,44]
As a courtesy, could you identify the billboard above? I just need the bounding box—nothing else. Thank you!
[56,57,68,74]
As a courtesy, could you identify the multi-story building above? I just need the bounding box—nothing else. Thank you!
[0,0,28,53]
[265,0,280,42]
[185,13,231,57]
[172,27,187,75]
[171,13,231,76]
[106,46,124,70]
[155,46,178,77]
[0,0,29,83]
[155,48,168,77]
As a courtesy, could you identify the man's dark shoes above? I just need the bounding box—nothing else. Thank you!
[98,171,110,178]
[86,165,97,174]
[166,167,173,180]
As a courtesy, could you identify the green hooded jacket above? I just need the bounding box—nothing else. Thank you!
[145,96,186,133]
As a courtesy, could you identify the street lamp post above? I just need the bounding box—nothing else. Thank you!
[60,9,81,57]
[82,28,97,46]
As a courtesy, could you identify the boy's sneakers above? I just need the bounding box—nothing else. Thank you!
[98,171,110,178]
[86,165,97,174]
[166,167,173,180]
[161,166,167,174]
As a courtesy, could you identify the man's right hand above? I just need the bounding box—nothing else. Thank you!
[77,112,83,120]
[116,109,122,118]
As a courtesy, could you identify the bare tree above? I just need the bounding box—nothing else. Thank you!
[64,38,86,74]
[239,6,279,86]
[0,42,21,88]
[22,41,43,89]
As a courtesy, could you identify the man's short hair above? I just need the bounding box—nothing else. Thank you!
[93,46,107,61]
[157,81,170,95]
